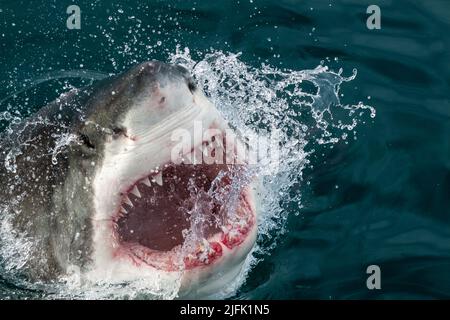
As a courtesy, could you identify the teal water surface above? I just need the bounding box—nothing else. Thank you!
[0,0,449,299]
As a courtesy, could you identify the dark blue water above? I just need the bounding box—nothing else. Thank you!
[0,0,449,299]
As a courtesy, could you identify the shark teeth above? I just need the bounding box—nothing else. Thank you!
[117,206,127,219]
[130,185,141,198]
[153,171,163,186]
[141,177,151,187]
[121,168,165,210]
[123,196,133,207]
[202,238,210,249]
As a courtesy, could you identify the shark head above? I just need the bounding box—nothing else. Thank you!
[66,61,258,297]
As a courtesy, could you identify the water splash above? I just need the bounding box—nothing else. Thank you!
[0,209,32,273]
[50,133,78,165]
[170,47,375,294]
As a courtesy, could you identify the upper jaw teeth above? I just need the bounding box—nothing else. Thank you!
[141,177,151,187]
[123,196,133,207]
[153,171,163,186]
[121,169,165,209]
[138,169,163,188]
[130,185,141,198]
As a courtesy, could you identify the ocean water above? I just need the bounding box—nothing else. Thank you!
[0,0,449,299]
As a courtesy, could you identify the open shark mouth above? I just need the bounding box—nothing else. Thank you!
[111,161,256,272]
[84,60,259,288]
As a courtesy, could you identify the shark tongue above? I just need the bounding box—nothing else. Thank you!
[116,163,233,252]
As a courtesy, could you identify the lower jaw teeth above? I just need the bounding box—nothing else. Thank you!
[183,238,212,259]
[126,222,249,269]
[227,230,239,239]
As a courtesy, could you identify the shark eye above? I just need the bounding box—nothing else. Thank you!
[112,126,125,138]
[112,127,123,135]
[80,134,95,149]
[188,81,196,93]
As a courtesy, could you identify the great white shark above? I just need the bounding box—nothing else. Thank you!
[0,61,258,298]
